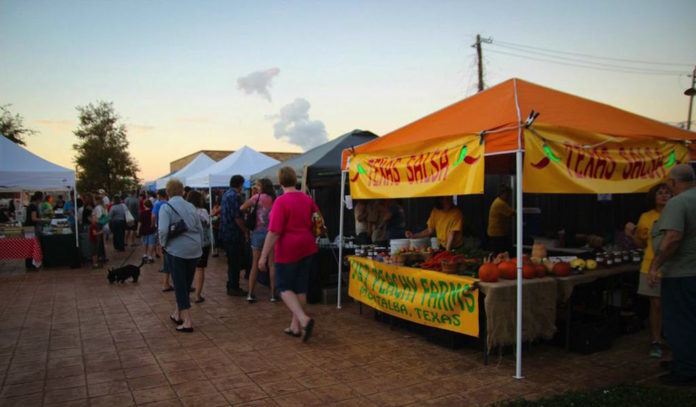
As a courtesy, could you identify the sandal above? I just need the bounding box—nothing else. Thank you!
[302,318,315,343]
[195,296,205,303]
[283,327,301,337]
[169,315,183,325]
[162,286,174,292]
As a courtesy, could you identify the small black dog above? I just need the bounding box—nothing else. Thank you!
[107,258,145,284]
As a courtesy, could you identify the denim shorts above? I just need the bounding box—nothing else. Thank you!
[251,230,267,250]
[141,233,155,246]
[274,254,313,294]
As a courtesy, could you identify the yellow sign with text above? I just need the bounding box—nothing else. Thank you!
[348,256,479,337]
[348,135,484,199]
[523,125,689,194]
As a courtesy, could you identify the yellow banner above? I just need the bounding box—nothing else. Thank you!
[348,135,484,199]
[348,256,479,337]
[523,126,689,193]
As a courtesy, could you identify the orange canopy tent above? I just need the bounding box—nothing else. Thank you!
[343,77,695,164]
[336,78,696,379]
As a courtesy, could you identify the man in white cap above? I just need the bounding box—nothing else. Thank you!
[649,163,696,386]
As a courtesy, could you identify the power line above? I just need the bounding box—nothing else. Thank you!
[490,42,689,74]
[485,48,687,76]
[493,39,692,68]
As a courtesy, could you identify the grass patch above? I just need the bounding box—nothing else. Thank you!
[498,384,696,407]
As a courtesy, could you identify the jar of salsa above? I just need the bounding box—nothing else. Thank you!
[614,251,622,265]
[595,252,605,267]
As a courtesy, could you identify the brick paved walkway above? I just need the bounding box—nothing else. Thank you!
[0,244,674,406]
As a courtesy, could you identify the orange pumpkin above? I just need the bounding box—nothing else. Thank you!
[478,263,500,282]
[522,264,536,279]
[499,261,517,280]
[511,255,531,265]
[552,262,571,277]
[534,264,546,278]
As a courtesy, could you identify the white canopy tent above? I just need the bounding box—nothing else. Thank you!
[0,135,78,246]
[155,153,215,190]
[186,146,279,188]
[186,145,279,244]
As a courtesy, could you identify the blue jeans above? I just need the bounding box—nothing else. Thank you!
[662,276,696,378]
[167,253,198,310]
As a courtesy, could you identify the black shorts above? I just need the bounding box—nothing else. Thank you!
[197,245,211,268]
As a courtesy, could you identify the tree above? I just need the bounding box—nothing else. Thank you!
[73,101,139,195]
[0,104,36,145]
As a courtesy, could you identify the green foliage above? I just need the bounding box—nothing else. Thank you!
[498,384,696,407]
[0,104,35,145]
[73,101,139,195]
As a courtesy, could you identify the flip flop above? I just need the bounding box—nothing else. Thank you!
[283,327,301,337]
[302,318,315,343]
[176,326,193,333]
[169,315,183,325]
[162,286,174,292]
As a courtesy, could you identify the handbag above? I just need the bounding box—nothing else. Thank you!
[124,205,135,226]
[245,195,259,231]
[165,203,189,239]
[312,210,328,238]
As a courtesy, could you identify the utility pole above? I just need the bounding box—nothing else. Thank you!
[686,65,696,131]
[473,34,492,93]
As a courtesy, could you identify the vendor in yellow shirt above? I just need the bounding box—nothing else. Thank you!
[487,184,514,255]
[625,182,672,359]
[405,196,463,251]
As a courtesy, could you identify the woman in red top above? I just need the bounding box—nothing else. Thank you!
[259,167,317,342]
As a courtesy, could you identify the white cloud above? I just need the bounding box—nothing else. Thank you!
[237,67,280,102]
[272,98,327,151]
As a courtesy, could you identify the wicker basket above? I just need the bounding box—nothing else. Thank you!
[440,259,459,274]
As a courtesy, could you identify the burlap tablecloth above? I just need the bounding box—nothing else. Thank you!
[554,264,639,303]
[477,276,557,350]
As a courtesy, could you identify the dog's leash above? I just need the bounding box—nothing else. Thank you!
[115,245,139,268]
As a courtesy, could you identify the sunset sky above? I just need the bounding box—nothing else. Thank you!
[1,0,695,181]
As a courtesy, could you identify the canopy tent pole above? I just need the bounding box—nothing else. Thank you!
[337,169,347,309]
[513,78,524,380]
[209,185,214,246]
[73,184,79,248]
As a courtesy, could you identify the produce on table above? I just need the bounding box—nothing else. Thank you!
[586,259,598,270]
[499,261,517,280]
[552,262,571,277]
[522,263,536,279]
[534,264,546,277]
[570,258,586,270]
[478,262,500,282]
[531,243,547,259]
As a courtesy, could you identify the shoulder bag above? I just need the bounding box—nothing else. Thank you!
[245,195,259,231]
[165,203,189,239]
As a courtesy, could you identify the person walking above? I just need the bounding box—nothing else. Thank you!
[108,195,128,252]
[649,164,696,386]
[259,166,316,342]
[210,195,222,257]
[124,189,140,247]
[626,183,672,358]
[137,199,156,263]
[93,196,108,263]
[241,178,277,303]
[153,190,173,291]
[187,190,210,303]
[220,175,249,297]
[159,179,203,333]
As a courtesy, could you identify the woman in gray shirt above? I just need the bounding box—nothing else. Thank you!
[159,178,203,333]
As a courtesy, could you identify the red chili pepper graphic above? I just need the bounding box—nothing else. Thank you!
[463,155,480,165]
[531,156,550,169]
[350,172,360,182]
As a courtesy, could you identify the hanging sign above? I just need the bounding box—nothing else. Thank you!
[348,256,479,337]
[523,126,689,194]
[348,135,484,199]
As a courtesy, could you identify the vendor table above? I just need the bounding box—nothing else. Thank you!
[554,264,639,350]
[40,233,80,268]
[0,237,43,267]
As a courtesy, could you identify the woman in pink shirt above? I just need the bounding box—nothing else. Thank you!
[259,167,317,342]
[241,177,277,303]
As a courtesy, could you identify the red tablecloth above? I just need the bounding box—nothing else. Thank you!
[0,237,43,267]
